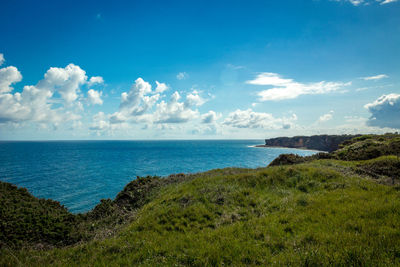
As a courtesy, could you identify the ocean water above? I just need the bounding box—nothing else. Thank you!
[0,140,318,213]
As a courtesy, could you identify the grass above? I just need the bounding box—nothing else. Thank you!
[1,133,400,266]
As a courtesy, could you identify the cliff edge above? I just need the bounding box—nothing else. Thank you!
[262,134,360,152]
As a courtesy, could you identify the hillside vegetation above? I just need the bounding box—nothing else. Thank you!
[1,133,400,266]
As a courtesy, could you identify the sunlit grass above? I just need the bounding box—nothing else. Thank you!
[3,161,400,266]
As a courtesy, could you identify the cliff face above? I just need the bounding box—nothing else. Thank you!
[264,134,360,152]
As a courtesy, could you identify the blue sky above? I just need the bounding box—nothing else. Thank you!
[0,0,399,140]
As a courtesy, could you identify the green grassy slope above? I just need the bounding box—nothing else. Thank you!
[1,134,400,266]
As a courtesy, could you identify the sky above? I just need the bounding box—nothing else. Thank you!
[0,0,399,140]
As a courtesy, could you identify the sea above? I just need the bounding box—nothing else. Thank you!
[0,140,318,213]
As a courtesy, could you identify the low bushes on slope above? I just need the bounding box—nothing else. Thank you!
[335,134,400,161]
[354,156,400,185]
[0,182,80,249]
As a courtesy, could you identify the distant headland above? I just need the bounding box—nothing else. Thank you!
[256,134,361,152]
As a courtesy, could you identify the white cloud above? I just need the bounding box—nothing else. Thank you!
[119,78,160,116]
[348,0,364,5]
[333,0,398,5]
[185,90,206,107]
[201,110,221,124]
[153,91,199,123]
[0,83,81,124]
[176,72,188,80]
[0,54,4,66]
[364,93,400,129]
[247,72,349,101]
[344,115,366,123]
[318,110,334,122]
[109,78,209,126]
[42,64,87,103]
[226,64,244,70]
[361,74,388,81]
[223,108,297,129]
[247,72,292,86]
[88,76,104,86]
[112,77,159,120]
[0,66,22,94]
[155,81,168,93]
[0,59,102,126]
[109,112,127,124]
[89,112,109,131]
[380,0,398,4]
[191,123,220,135]
[87,89,103,105]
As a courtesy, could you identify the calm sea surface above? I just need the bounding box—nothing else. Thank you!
[0,140,317,213]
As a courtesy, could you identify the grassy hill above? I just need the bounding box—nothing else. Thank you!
[1,134,400,266]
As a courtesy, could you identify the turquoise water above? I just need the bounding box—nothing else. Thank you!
[0,140,317,213]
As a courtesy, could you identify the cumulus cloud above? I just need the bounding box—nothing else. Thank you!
[247,72,349,101]
[201,110,221,124]
[110,78,160,123]
[185,90,206,107]
[41,64,88,103]
[0,83,81,124]
[109,79,208,126]
[361,74,388,81]
[176,72,188,80]
[88,76,104,86]
[318,110,334,122]
[364,94,400,129]
[155,81,168,93]
[0,58,101,126]
[87,89,103,105]
[223,109,297,129]
[153,91,199,123]
[120,78,153,113]
[0,53,4,66]
[0,66,22,94]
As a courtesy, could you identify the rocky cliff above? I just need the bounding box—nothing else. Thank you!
[263,134,360,152]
